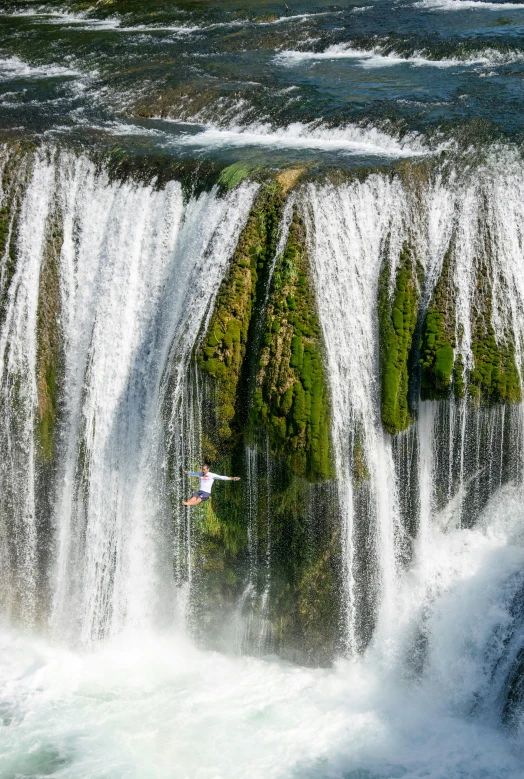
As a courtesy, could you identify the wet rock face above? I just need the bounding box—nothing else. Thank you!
[194,182,341,665]
[253,208,333,482]
[420,247,458,402]
[419,245,521,407]
[0,146,29,330]
[36,211,64,465]
[198,185,333,480]
[198,182,284,449]
[384,229,522,434]
[379,242,421,435]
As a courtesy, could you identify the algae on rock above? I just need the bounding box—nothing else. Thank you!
[420,243,521,404]
[379,242,422,434]
[253,208,334,481]
[197,182,284,448]
[35,210,64,464]
[420,247,459,400]
[192,182,340,665]
[468,256,521,404]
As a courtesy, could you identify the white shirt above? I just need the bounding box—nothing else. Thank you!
[187,471,231,494]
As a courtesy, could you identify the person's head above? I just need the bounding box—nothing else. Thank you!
[202,462,211,474]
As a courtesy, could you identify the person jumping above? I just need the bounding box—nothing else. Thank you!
[183,462,240,506]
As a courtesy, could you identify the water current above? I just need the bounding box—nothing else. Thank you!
[2,1,524,778]
[3,0,524,165]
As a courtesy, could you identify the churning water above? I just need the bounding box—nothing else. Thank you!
[1,485,524,779]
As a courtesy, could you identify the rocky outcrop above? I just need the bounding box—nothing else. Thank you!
[420,247,460,401]
[420,246,521,406]
[379,242,422,434]
[192,175,341,664]
[36,210,64,464]
[198,181,284,451]
[253,208,333,481]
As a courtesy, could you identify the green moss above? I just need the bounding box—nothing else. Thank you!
[218,162,259,191]
[192,186,338,662]
[378,243,421,434]
[35,218,64,463]
[420,247,521,404]
[297,543,339,659]
[253,208,334,482]
[197,497,246,557]
[468,261,521,403]
[420,248,458,400]
[198,183,284,448]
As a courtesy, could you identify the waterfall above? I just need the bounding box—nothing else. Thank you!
[0,148,257,643]
[2,146,524,775]
[0,152,54,626]
[304,155,524,657]
[304,176,409,654]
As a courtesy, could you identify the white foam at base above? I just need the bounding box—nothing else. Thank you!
[1,505,523,779]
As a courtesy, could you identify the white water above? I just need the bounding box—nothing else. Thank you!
[0,152,52,625]
[276,44,524,68]
[415,0,524,11]
[2,149,524,776]
[174,122,431,157]
[0,149,257,644]
[0,56,81,81]
[303,155,524,652]
[1,483,524,778]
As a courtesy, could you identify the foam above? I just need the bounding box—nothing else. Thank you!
[156,120,433,158]
[415,0,524,11]
[276,43,524,68]
[0,56,80,81]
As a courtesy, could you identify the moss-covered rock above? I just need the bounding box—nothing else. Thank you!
[35,210,64,463]
[0,146,28,329]
[379,242,422,434]
[198,182,284,447]
[420,247,460,400]
[218,162,259,192]
[468,257,521,403]
[192,184,340,664]
[421,246,521,404]
[253,208,334,481]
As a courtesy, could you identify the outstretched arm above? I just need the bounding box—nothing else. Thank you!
[211,473,241,481]
[184,470,202,477]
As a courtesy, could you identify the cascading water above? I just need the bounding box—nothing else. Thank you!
[304,156,524,661]
[2,145,524,776]
[0,152,52,626]
[304,175,408,654]
[4,0,524,771]
[0,148,258,645]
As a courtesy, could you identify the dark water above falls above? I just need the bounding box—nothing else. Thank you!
[3,0,524,165]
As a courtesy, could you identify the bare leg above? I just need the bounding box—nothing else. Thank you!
[182,496,202,507]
